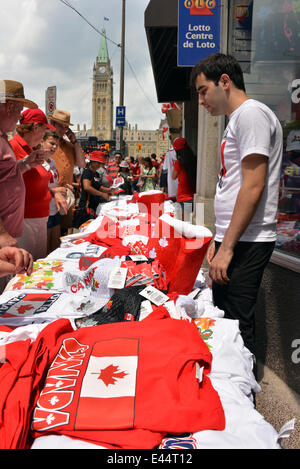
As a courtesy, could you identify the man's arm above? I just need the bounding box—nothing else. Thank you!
[66,128,86,169]
[209,154,268,285]
[82,179,110,201]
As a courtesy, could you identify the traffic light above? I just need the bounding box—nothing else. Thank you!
[138,143,142,150]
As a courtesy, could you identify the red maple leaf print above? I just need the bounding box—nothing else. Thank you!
[17,304,34,315]
[92,364,128,386]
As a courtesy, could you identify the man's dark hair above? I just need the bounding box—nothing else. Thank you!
[190,53,246,92]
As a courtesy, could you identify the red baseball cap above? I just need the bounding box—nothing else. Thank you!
[173,137,188,151]
[89,151,106,163]
[20,108,56,130]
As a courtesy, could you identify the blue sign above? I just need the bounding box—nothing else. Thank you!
[178,0,221,67]
[116,106,126,118]
[116,117,126,127]
[116,106,126,127]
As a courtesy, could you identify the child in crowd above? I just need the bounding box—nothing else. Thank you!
[41,130,71,253]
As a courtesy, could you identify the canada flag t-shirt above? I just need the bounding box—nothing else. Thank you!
[29,312,225,448]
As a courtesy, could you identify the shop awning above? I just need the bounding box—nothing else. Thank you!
[144,0,192,103]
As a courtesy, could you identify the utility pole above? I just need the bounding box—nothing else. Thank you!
[119,0,126,155]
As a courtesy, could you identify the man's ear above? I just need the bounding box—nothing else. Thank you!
[219,74,231,89]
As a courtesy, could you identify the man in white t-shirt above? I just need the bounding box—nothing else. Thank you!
[191,53,283,355]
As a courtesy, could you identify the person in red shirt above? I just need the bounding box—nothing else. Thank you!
[172,137,197,221]
[128,156,140,193]
[10,109,67,260]
[107,151,122,180]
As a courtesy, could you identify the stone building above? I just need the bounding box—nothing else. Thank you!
[123,119,170,160]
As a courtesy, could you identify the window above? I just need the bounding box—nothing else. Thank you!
[230,0,300,260]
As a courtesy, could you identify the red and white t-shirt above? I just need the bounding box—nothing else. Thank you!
[27,311,224,448]
[214,99,283,242]
[10,134,52,219]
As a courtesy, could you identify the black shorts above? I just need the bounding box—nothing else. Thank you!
[47,212,60,229]
[160,171,167,188]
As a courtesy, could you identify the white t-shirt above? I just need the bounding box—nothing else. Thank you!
[163,148,178,198]
[214,99,283,242]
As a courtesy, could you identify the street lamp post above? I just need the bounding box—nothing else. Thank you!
[119,0,126,155]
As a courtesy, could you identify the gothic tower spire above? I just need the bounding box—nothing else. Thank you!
[92,28,114,141]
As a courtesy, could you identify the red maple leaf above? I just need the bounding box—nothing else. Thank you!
[92,364,128,386]
[17,304,34,315]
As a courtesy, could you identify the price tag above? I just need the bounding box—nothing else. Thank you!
[196,363,204,383]
[129,254,148,262]
[187,288,201,299]
[139,285,169,306]
[108,267,128,289]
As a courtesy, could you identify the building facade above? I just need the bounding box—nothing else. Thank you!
[123,119,170,160]
[91,29,114,141]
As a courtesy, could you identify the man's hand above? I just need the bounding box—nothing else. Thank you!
[101,192,111,202]
[0,247,33,277]
[26,149,51,168]
[0,232,18,249]
[53,191,68,215]
[209,245,233,286]
[206,241,215,265]
[65,128,77,145]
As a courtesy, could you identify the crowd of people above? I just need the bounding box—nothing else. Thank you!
[0,79,197,294]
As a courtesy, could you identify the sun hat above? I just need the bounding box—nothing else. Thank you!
[119,161,129,168]
[173,137,188,151]
[49,109,73,126]
[20,108,56,129]
[0,79,37,109]
[89,151,106,163]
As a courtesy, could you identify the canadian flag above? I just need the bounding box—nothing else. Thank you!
[75,338,139,430]
[162,125,169,140]
[161,102,180,114]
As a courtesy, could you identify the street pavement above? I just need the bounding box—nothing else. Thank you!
[256,361,300,449]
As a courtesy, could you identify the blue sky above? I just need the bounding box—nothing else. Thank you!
[0,0,163,130]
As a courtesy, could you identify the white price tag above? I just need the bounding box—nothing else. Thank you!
[187,288,200,299]
[129,254,148,262]
[278,418,296,440]
[108,267,128,289]
[139,285,169,306]
[196,363,204,383]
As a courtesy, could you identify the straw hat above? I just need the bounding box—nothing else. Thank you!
[0,80,37,109]
[49,109,73,126]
